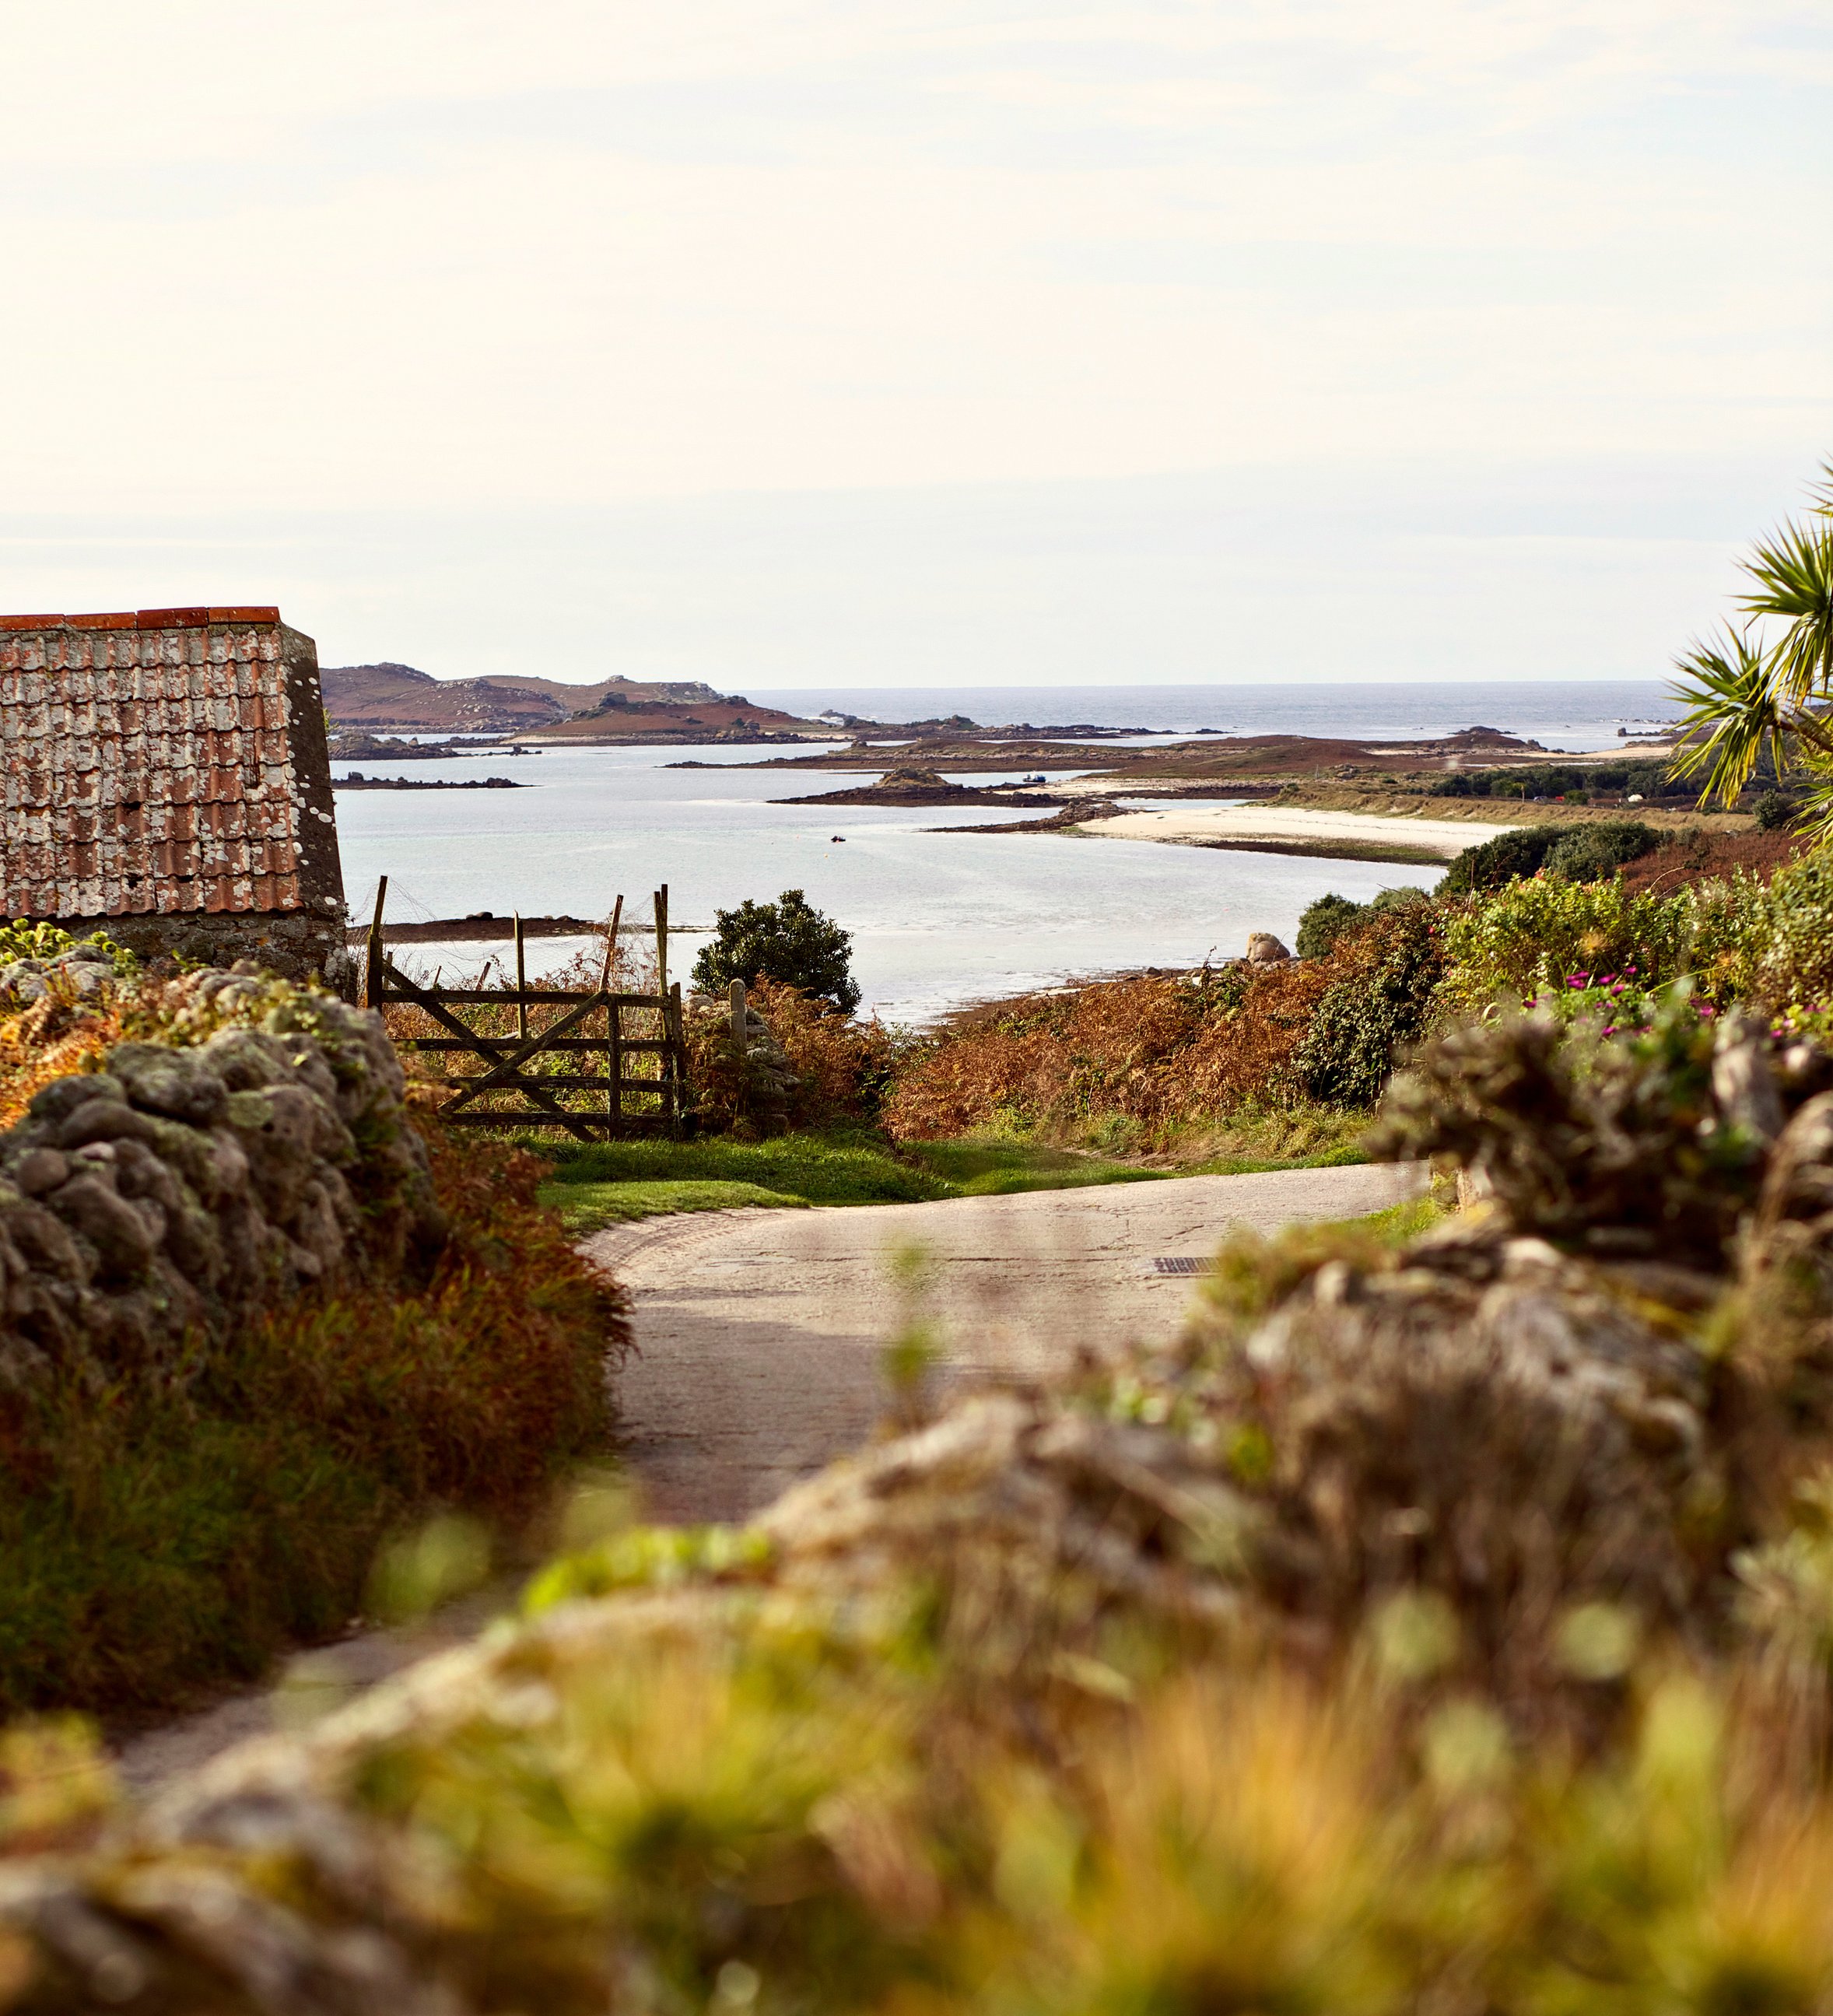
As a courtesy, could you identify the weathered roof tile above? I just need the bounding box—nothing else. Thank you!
[2,608,341,924]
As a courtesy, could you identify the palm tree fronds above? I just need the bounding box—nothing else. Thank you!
[1668,629,1787,808]
[1740,514,1833,705]
[1789,769,1833,848]
[1810,458,1833,519]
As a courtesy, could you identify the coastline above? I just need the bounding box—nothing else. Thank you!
[1071,803,1516,862]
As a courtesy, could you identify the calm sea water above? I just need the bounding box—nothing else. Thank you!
[337,680,1677,1021]
[752,678,1679,751]
[336,742,1430,1022]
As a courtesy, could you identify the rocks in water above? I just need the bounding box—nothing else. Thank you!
[0,969,443,1386]
[1245,931,1292,962]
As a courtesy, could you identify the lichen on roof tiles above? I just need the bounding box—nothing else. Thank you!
[0,609,343,926]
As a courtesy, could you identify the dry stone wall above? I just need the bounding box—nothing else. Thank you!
[0,970,443,1388]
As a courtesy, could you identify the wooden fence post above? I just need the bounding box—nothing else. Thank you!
[363,875,387,1011]
[669,980,685,1122]
[654,883,669,997]
[603,896,624,1120]
[513,912,527,1041]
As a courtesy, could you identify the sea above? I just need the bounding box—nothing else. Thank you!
[335,678,1680,1023]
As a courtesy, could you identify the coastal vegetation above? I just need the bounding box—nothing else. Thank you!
[689,889,862,1012]
[1670,458,1833,831]
[0,941,622,1717]
[501,798,1832,1225]
[15,467,1833,2004]
[19,982,1833,2011]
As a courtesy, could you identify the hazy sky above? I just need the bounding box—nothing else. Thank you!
[0,2,1827,686]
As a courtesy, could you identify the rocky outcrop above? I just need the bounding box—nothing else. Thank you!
[0,972,443,1388]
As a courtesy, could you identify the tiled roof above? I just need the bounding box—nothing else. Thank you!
[2,608,344,923]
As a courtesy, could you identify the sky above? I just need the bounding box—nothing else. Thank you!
[0,2,1827,689]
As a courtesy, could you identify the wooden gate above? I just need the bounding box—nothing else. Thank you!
[360,882,691,1140]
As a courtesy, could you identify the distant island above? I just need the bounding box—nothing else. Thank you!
[321,660,1327,749]
[321,663,824,743]
[332,772,525,791]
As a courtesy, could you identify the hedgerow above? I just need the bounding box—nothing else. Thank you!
[0,983,625,1717]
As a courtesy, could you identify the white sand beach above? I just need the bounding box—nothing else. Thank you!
[1078,803,1517,859]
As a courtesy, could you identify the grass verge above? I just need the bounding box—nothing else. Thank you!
[543,1179,811,1230]
[532,1131,1169,1229]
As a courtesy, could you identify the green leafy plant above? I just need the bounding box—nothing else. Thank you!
[0,920,135,976]
[1293,900,1444,1106]
[1439,873,1690,1012]
[1442,824,1568,892]
[1671,459,1833,832]
[1540,819,1660,882]
[1755,787,1797,831]
[1294,892,1366,959]
[1295,886,1429,959]
[689,889,860,1012]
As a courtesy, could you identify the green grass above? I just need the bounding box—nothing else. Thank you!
[542,1179,811,1230]
[1344,1193,1447,1246]
[531,1131,1170,1227]
[530,1127,1389,1232]
[1185,1143,1369,1176]
[534,1134,948,1207]
[900,1138,1165,1196]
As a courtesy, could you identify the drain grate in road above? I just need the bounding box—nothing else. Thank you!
[1152,1256,1214,1277]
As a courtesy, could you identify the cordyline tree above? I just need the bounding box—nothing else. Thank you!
[690,889,860,1012]
[1671,458,1833,833]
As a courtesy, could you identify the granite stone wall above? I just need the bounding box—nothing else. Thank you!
[0,970,443,1387]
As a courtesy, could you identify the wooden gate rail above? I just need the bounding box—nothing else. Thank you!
[360,878,692,1138]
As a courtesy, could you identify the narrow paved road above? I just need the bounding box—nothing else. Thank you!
[117,1161,1421,1787]
[587,1162,1425,1523]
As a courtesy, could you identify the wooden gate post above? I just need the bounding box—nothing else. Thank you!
[513,912,527,1041]
[602,896,625,1120]
[362,876,388,1012]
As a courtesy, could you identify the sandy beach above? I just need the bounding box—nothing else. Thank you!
[1078,802,1516,862]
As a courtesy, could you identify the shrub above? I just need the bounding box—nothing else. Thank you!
[1442,822,1567,892]
[1369,987,1765,1257]
[1428,759,1683,801]
[1756,788,1796,830]
[879,923,1419,1137]
[748,980,904,1127]
[1294,885,1429,960]
[1295,892,1365,959]
[1540,818,1660,882]
[689,889,860,1012]
[1755,850,1833,1007]
[1292,901,1445,1106]
[1439,874,1691,1012]
[0,921,135,974]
